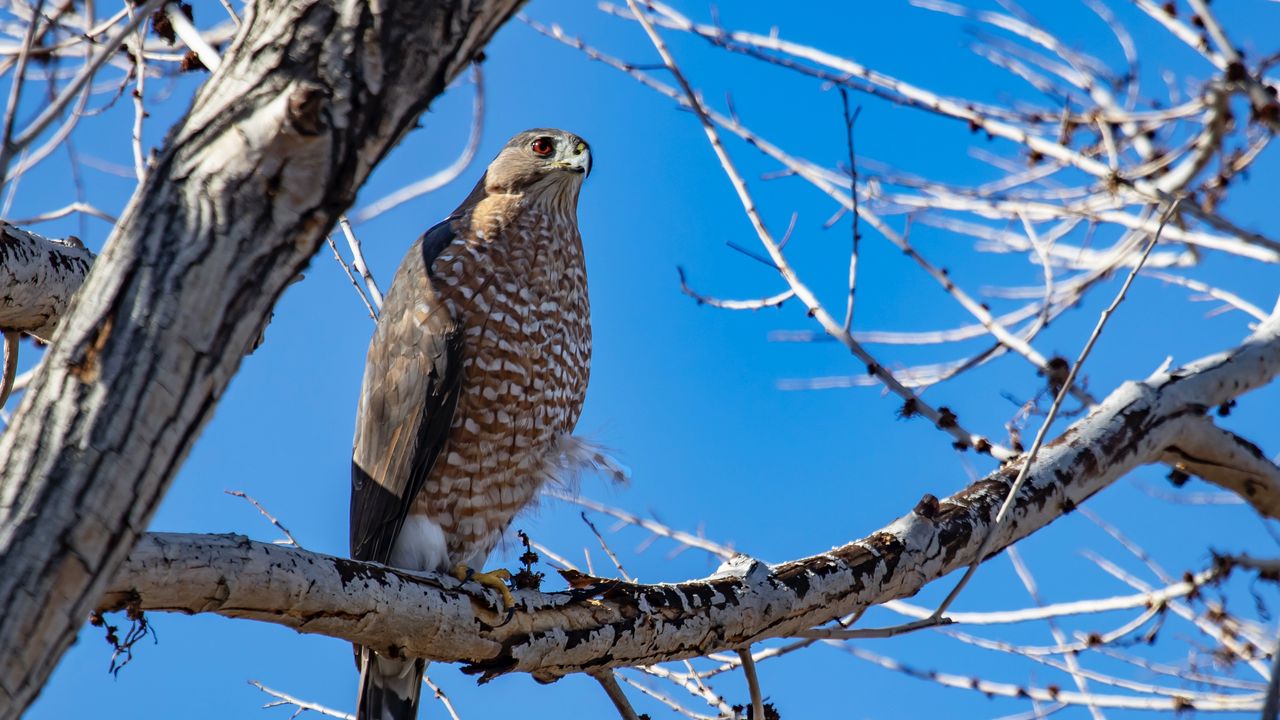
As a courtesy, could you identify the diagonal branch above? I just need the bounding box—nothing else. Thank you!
[99,308,1280,681]
[1162,416,1280,520]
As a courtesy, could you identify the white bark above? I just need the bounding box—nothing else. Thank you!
[0,0,524,716]
[0,224,93,341]
[1163,416,1280,519]
[100,309,1280,682]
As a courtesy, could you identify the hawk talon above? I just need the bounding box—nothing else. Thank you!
[453,563,515,610]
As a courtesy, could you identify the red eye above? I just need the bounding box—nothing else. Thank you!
[531,137,554,156]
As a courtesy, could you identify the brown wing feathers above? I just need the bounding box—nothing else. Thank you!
[349,220,463,564]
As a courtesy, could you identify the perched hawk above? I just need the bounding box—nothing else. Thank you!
[350,129,618,720]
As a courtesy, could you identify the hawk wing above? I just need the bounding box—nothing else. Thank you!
[350,219,465,564]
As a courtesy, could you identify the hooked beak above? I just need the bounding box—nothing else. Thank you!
[553,141,591,177]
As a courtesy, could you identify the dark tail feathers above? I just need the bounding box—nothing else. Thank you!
[356,647,424,720]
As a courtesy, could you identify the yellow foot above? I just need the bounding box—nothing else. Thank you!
[453,564,514,609]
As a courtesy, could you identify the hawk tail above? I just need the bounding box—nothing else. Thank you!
[356,648,424,720]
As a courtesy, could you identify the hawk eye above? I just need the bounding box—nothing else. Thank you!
[531,137,555,157]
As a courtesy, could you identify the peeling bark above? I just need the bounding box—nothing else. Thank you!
[99,311,1280,682]
[0,224,93,341]
[0,0,524,716]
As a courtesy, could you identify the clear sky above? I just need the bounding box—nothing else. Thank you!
[13,1,1280,718]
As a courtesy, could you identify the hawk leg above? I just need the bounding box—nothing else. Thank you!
[453,564,515,610]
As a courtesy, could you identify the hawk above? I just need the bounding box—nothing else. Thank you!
[350,129,620,720]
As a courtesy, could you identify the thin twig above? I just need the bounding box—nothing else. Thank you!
[165,3,223,72]
[881,565,1217,625]
[350,64,486,224]
[326,234,379,321]
[422,672,463,720]
[0,0,167,183]
[7,200,117,226]
[338,216,383,312]
[635,663,735,717]
[676,267,793,310]
[594,671,642,720]
[0,332,19,408]
[1083,550,1272,678]
[790,615,951,640]
[839,644,1260,711]
[1141,270,1268,322]
[737,648,765,720]
[1091,646,1266,693]
[0,0,44,177]
[932,197,1183,619]
[1007,546,1104,720]
[249,680,353,720]
[581,511,632,581]
[619,672,718,720]
[839,90,861,332]
[129,12,147,182]
[943,603,1162,657]
[224,490,302,547]
[528,539,578,571]
[545,490,736,560]
[615,0,1012,459]
[216,0,241,27]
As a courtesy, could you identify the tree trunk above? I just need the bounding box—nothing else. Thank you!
[0,0,523,716]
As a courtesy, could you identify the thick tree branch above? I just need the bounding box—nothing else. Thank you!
[0,0,524,716]
[0,223,93,341]
[99,309,1280,681]
[1163,416,1280,519]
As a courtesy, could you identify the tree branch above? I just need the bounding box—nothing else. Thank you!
[1163,416,1280,520]
[98,308,1280,681]
[0,223,93,341]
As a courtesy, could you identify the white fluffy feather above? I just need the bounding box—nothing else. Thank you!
[388,515,449,572]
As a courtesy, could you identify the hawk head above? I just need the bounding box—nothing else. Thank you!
[482,128,592,196]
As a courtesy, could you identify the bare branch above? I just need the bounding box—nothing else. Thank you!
[676,267,792,311]
[250,680,353,720]
[99,306,1280,681]
[737,649,766,719]
[422,672,463,720]
[1142,271,1269,322]
[881,566,1217,626]
[349,64,486,224]
[790,615,950,640]
[934,200,1180,618]
[548,490,735,560]
[165,3,224,73]
[594,671,641,720]
[0,0,166,183]
[1006,546,1103,720]
[337,217,382,311]
[0,222,93,341]
[1162,417,1280,520]
[224,490,303,548]
[839,91,860,332]
[609,2,1014,459]
[841,644,1258,712]
[618,671,717,720]
[0,333,17,409]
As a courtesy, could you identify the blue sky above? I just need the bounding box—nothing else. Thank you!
[12,1,1280,718]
